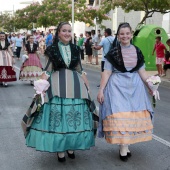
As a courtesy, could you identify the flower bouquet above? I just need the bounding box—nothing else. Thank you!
[146,76,161,108]
[34,79,50,111]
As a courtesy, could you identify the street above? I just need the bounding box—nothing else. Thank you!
[0,57,170,170]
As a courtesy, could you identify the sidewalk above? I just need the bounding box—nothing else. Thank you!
[81,55,170,88]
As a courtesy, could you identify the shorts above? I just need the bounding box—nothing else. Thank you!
[101,61,105,72]
[156,58,164,65]
[92,49,98,56]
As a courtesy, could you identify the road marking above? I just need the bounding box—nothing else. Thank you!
[152,134,170,147]
[14,66,20,71]
[96,106,170,148]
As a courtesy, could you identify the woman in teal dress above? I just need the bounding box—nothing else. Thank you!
[22,22,98,162]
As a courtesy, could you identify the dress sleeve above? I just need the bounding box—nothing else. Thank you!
[43,55,53,73]
[104,59,113,71]
[75,56,83,74]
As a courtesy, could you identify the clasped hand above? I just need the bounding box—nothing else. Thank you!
[97,90,104,104]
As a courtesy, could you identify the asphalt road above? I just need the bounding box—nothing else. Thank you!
[0,56,170,170]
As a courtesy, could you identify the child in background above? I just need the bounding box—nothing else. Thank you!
[152,36,167,76]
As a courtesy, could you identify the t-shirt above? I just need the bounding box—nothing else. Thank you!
[92,35,98,45]
[15,37,23,47]
[154,42,166,58]
[99,36,115,61]
[78,37,84,47]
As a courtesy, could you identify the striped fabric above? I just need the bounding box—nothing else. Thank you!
[45,68,89,102]
[0,50,13,66]
[22,53,42,68]
[21,68,99,137]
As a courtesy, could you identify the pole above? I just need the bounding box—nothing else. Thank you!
[95,0,101,34]
[72,0,74,44]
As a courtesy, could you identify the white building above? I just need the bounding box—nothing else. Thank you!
[162,13,170,34]
[85,7,163,34]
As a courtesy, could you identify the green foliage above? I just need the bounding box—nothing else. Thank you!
[101,0,170,24]
[0,0,110,31]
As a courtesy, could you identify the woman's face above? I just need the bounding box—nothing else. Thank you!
[58,24,72,44]
[29,36,34,43]
[0,34,5,41]
[118,27,132,46]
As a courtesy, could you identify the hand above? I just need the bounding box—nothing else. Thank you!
[97,90,104,104]
[148,89,153,96]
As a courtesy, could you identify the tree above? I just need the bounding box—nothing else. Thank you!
[14,2,42,29]
[101,0,170,24]
[37,0,110,28]
[0,13,15,32]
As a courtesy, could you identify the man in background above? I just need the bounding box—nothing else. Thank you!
[78,33,85,60]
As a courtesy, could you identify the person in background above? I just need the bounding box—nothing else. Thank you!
[19,35,42,85]
[97,23,153,162]
[91,30,99,65]
[14,33,23,60]
[0,32,16,87]
[10,33,16,56]
[78,33,85,60]
[94,28,114,81]
[45,30,53,48]
[152,36,167,76]
[84,31,92,64]
[163,39,170,78]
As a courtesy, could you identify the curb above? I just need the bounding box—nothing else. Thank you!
[82,63,170,88]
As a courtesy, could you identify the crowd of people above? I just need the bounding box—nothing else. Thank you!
[0,22,170,164]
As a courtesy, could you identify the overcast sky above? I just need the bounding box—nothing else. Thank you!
[0,0,41,12]
[0,0,169,20]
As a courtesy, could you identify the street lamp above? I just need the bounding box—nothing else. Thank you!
[72,0,75,44]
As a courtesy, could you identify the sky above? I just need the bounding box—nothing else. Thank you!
[0,0,42,12]
[0,0,169,20]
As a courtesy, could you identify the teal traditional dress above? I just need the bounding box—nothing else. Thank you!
[22,41,98,152]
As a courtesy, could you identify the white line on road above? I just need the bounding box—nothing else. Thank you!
[96,106,170,148]
[14,66,20,71]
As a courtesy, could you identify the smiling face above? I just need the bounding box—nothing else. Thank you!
[58,24,72,44]
[29,35,34,43]
[0,33,5,41]
[118,27,132,46]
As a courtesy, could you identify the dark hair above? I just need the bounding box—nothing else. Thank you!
[112,23,132,48]
[166,39,170,44]
[0,32,5,35]
[87,31,91,36]
[117,23,132,34]
[53,22,71,44]
[91,30,95,34]
[156,36,161,41]
[105,28,112,36]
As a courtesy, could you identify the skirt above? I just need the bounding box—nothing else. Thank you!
[0,66,17,82]
[103,110,153,145]
[26,96,95,152]
[19,53,42,81]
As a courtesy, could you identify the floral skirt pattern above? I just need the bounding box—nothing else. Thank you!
[26,96,95,152]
